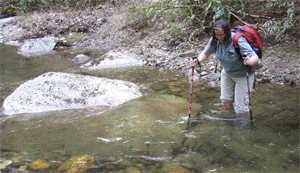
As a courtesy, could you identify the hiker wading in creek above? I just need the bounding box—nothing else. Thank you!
[191,19,259,115]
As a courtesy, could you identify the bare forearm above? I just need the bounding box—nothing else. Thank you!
[243,54,259,66]
[197,51,210,63]
[191,51,211,67]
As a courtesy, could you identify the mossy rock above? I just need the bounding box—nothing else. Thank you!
[57,155,94,173]
[30,159,50,171]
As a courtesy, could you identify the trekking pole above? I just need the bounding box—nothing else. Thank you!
[243,55,253,121]
[188,57,200,124]
[246,67,253,121]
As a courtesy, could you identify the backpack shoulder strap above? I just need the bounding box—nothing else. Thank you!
[232,26,248,47]
[233,32,242,48]
[232,32,243,57]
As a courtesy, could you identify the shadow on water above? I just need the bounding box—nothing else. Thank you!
[0,43,299,172]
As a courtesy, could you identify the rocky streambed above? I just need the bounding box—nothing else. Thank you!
[0,150,193,172]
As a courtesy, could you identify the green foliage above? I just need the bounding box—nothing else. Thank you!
[263,0,296,41]
[2,6,18,17]
[130,0,298,46]
[130,0,243,47]
[18,0,47,14]
[201,0,233,26]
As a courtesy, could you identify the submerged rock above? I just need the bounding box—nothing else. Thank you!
[0,159,12,170]
[125,166,142,173]
[11,151,29,165]
[162,163,190,173]
[90,94,203,157]
[2,72,142,115]
[30,159,50,171]
[57,155,94,173]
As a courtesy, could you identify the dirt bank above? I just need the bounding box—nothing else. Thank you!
[0,1,299,85]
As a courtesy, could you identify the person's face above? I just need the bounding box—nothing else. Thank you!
[215,29,225,43]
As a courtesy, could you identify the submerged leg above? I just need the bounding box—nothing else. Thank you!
[220,69,235,111]
[223,101,234,110]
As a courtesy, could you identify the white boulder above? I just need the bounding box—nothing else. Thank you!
[72,54,90,64]
[81,49,143,69]
[17,37,57,57]
[2,72,142,115]
[0,17,15,29]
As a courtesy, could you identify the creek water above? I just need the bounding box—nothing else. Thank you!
[0,43,299,172]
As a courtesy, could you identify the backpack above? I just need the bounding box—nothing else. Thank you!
[232,25,263,89]
[232,25,263,59]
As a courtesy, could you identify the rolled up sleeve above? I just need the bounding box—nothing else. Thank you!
[237,36,256,57]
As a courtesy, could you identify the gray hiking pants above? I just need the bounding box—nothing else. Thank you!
[220,69,254,114]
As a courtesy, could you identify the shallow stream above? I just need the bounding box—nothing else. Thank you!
[0,43,299,172]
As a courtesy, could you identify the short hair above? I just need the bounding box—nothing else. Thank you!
[210,19,231,47]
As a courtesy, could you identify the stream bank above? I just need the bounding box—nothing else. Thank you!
[0,2,299,86]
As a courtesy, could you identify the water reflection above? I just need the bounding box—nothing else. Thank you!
[0,43,76,84]
[0,43,299,172]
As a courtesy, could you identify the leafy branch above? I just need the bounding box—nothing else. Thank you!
[262,0,296,41]
[130,0,239,48]
[130,0,298,46]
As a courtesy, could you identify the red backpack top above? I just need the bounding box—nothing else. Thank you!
[232,25,263,59]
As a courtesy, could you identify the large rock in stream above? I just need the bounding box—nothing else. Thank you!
[2,72,142,115]
[81,48,143,69]
[0,17,14,29]
[17,37,57,57]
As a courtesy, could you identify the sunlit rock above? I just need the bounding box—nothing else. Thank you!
[17,37,57,57]
[57,155,94,173]
[81,48,143,69]
[19,165,29,171]
[30,159,50,171]
[0,159,12,170]
[72,54,90,64]
[0,17,15,43]
[0,17,15,29]
[5,40,21,46]
[2,72,142,115]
